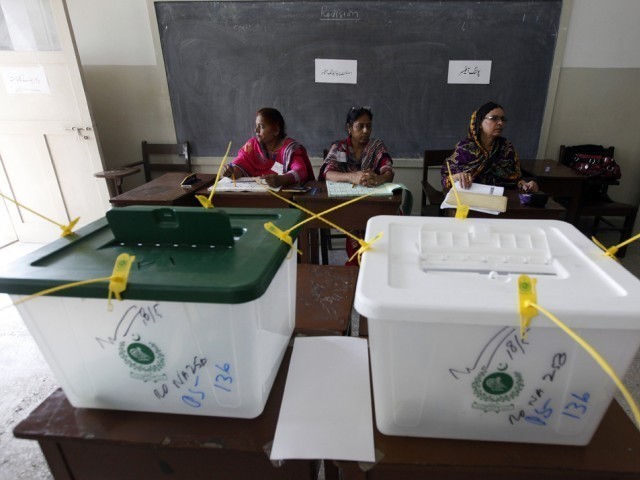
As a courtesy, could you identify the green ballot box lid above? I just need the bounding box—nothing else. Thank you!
[0,206,304,304]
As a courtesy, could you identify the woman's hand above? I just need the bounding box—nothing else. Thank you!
[453,172,473,189]
[221,164,234,177]
[351,170,382,187]
[261,173,282,188]
[518,180,539,193]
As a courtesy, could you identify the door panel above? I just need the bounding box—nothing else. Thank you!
[0,0,110,244]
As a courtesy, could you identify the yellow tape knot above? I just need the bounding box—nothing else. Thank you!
[347,231,383,265]
[195,195,214,209]
[455,205,469,219]
[60,217,80,237]
[108,253,136,311]
[264,222,302,255]
[592,236,620,260]
[517,275,538,341]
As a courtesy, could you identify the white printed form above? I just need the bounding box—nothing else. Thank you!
[270,336,375,462]
[315,59,357,84]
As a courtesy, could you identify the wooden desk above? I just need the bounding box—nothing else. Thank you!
[520,158,586,223]
[445,189,566,220]
[293,181,402,264]
[295,264,358,336]
[13,350,322,480]
[336,401,640,479]
[109,172,216,207]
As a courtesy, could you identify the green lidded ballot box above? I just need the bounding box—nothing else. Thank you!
[0,206,304,418]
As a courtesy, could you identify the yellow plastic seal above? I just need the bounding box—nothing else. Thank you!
[517,275,538,340]
[107,253,136,311]
[264,221,301,255]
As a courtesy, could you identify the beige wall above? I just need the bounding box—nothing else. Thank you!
[68,0,640,222]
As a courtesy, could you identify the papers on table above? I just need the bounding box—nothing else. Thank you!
[441,181,507,215]
[326,180,404,197]
[207,177,281,192]
[270,336,375,463]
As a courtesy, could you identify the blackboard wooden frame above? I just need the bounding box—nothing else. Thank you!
[155,0,562,159]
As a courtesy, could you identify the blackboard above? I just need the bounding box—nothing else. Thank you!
[156,1,562,159]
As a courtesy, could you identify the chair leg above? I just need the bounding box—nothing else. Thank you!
[618,211,638,258]
[320,229,330,265]
[590,216,601,238]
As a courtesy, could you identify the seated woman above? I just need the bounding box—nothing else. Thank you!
[441,101,538,192]
[320,106,395,265]
[319,106,394,186]
[223,107,314,187]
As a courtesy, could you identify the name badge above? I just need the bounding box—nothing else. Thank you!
[336,151,347,163]
[271,161,284,175]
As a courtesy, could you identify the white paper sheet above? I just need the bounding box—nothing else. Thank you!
[315,59,358,84]
[270,336,375,462]
[447,60,492,84]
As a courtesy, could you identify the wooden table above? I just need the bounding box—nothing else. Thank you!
[295,264,358,336]
[335,401,640,479]
[445,189,566,220]
[109,172,216,207]
[520,158,586,223]
[293,181,402,264]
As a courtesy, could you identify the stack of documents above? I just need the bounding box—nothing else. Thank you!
[441,181,507,214]
[207,177,281,192]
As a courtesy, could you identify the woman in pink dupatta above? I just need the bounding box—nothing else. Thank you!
[223,108,314,187]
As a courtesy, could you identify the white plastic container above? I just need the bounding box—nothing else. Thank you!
[355,216,640,445]
[0,206,303,418]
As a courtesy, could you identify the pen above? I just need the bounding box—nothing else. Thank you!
[232,172,236,187]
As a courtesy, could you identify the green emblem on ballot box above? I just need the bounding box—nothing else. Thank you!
[119,339,167,382]
[471,366,523,413]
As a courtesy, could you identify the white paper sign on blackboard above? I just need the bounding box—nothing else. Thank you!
[447,60,492,85]
[315,59,357,84]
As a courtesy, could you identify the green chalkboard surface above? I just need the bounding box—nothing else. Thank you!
[156,1,562,158]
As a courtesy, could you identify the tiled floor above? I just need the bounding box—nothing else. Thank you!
[0,227,639,479]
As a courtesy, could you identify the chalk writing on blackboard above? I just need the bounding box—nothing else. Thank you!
[315,58,357,84]
[320,5,360,21]
[448,60,492,85]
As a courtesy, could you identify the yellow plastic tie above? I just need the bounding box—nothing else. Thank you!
[0,193,80,237]
[592,231,640,260]
[196,141,232,209]
[107,253,136,311]
[258,182,379,255]
[517,275,539,340]
[347,231,384,265]
[264,221,301,255]
[525,299,640,430]
[445,161,469,219]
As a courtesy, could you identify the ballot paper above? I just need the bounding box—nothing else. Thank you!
[441,181,506,214]
[270,336,375,462]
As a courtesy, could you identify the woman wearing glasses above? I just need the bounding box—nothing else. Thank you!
[222,107,314,187]
[441,101,538,192]
[319,106,394,186]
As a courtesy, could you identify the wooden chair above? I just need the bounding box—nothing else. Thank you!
[559,145,638,257]
[127,141,192,182]
[421,149,451,216]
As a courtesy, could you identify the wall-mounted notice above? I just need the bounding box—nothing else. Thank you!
[1,66,50,94]
[447,60,492,84]
[315,59,357,84]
